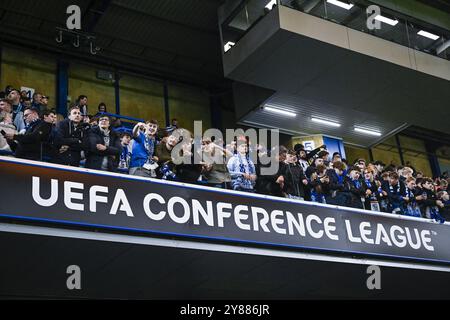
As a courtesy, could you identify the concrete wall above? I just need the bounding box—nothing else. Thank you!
[168,83,211,133]
[119,75,165,124]
[1,46,214,132]
[68,62,115,113]
[345,137,436,177]
[1,47,56,104]
[398,135,433,177]
[345,145,370,164]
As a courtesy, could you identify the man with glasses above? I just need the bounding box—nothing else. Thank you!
[4,107,51,161]
[85,116,121,171]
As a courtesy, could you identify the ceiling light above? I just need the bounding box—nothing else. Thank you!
[326,0,354,10]
[417,30,440,41]
[311,117,341,127]
[263,106,297,117]
[374,15,398,26]
[354,127,382,136]
[265,0,277,10]
[224,41,235,53]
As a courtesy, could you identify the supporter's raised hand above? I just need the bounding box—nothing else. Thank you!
[59,145,69,153]
[320,176,329,184]
[203,163,213,172]
[276,176,284,188]
[96,144,107,151]
[4,132,14,140]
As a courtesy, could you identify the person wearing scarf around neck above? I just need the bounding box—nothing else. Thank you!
[437,190,450,221]
[227,137,257,192]
[4,107,51,161]
[85,115,121,172]
[309,164,329,204]
[130,120,159,177]
[382,171,407,215]
[344,167,365,209]
[417,178,445,223]
[362,168,382,211]
[401,177,422,218]
[325,161,349,206]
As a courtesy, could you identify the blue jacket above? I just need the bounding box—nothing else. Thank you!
[130,131,156,168]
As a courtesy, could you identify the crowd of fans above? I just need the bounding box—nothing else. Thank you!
[0,85,449,223]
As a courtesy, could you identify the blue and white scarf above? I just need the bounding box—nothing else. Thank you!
[311,189,326,204]
[404,186,421,218]
[352,179,361,189]
[144,135,156,163]
[229,154,255,191]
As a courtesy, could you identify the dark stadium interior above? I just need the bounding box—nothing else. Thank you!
[0,0,449,300]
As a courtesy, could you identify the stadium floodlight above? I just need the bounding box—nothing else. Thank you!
[224,41,235,52]
[375,15,399,26]
[311,117,341,127]
[263,106,297,117]
[326,0,354,10]
[265,0,277,10]
[354,127,382,136]
[417,30,440,41]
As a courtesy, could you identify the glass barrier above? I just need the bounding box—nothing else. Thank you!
[222,0,450,61]
[221,0,280,52]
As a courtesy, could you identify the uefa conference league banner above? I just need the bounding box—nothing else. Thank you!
[0,156,449,264]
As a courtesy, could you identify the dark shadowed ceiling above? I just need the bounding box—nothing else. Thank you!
[0,0,226,88]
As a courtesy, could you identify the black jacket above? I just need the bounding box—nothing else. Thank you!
[344,177,365,209]
[382,180,406,205]
[42,125,58,162]
[416,188,439,218]
[281,163,307,198]
[54,119,89,166]
[255,161,284,197]
[8,119,52,161]
[85,126,121,171]
[305,165,317,180]
[324,169,349,206]
[325,169,346,194]
[174,148,203,183]
[362,179,381,210]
